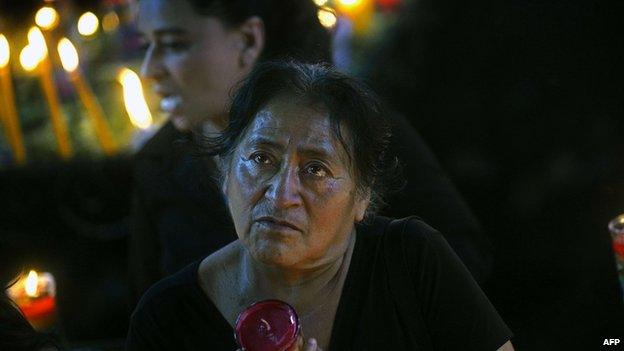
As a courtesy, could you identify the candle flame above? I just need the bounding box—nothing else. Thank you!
[102,12,120,33]
[0,34,9,68]
[57,38,79,72]
[28,27,48,56]
[118,68,153,130]
[338,0,361,7]
[20,45,41,71]
[25,270,39,297]
[313,0,329,6]
[78,12,99,37]
[35,7,60,31]
[317,7,338,29]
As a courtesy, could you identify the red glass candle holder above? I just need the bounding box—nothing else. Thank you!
[235,299,300,351]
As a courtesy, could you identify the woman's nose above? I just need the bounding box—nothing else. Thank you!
[265,166,303,209]
[139,46,166,81]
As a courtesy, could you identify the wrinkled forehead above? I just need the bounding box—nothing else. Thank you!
[240,99,354,164]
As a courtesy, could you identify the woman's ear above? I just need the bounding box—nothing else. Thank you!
[237,16,265,69]
[354,190,371,222]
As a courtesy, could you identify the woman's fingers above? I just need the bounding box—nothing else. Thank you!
[303,338,321,351]
[291,336,322,351]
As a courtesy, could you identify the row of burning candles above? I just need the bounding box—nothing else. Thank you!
[0,21,153,164]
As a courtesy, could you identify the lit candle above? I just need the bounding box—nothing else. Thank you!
[35,6,60,31]
[77,12,99,37]
[334,0,374,34]
[102,11,120,33]
[58,38,117,155]
[24,27,72,159]
[0,33,26,164]
[118,68,153,130]
[7,270,58,331]
[608,215,624,293]
[317,7,338,29]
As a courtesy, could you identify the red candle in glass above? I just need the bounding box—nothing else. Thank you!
[608,215,624,261]
[7,270,57,331]
[235,300,300,351]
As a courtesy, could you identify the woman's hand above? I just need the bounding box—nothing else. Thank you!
[292,336,322,351]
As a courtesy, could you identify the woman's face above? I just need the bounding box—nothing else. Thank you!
[137,0,252,131]
[225,98,370,270]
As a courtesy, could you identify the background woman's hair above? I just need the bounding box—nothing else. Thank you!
[184,0,331,63]
[203,60,401,217]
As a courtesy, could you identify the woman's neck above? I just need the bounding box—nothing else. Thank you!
[239,232,356,315]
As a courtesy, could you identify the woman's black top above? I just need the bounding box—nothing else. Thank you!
[127,217,511,350]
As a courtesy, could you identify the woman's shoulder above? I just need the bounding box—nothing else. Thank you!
[128,256,238,350]
[198,240,242,285]
[359,216,442,244]
[198,242,243,295]
[357,216,453,272]
[198,241,244,325]
[134,260,202,316]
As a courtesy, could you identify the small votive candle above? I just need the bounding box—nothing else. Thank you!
[608,215,624,295]
[235,299,300,351]
[7,270,57,330]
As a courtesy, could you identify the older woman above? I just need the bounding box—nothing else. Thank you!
[127,62,513,350]
[131,0,492,299]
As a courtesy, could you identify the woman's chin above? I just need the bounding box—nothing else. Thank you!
[249,242,299,268]
[171,115,192,131]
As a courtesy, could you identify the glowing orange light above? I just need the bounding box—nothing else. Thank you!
[25,270,39,297]
[78,12,99,36]
[118,68,153,129]
[35,7,60,30]
[57,37,79,72]
[102,11,120,32]
[0,34,10,68]
[317,7,338,29]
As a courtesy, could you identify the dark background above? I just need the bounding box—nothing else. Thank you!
[363,0,624,349]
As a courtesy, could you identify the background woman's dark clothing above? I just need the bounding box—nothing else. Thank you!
[361,0,624,348]
[382,112,490,283]
[130,115,492,297]
[126,217,511,351]
[130,121,235,295]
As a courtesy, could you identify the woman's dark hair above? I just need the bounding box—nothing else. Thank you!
[206,60,397,217]
[184,0,331,63]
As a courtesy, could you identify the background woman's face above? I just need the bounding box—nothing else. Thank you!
[225,99,370,269]
[138,0,248,131]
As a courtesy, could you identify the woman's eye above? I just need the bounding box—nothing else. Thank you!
[251,153,272,165]
[304,164,328,178]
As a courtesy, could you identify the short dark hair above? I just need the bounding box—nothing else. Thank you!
[183,0,331,63]
[206,61,396,216]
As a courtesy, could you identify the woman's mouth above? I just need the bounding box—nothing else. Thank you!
[254,217,302,234]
